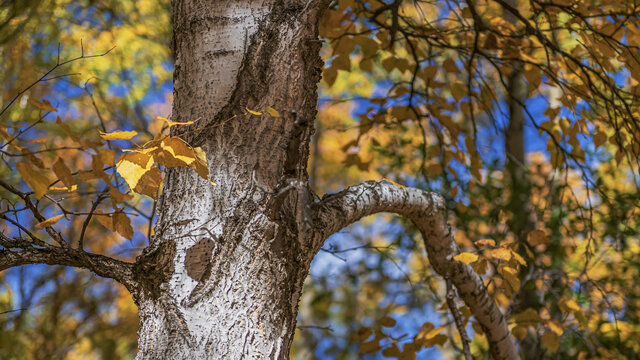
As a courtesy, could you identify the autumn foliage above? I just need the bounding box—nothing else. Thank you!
[1,0,640,358]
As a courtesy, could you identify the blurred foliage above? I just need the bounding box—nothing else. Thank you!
[300,0,640,358]
[0,0,170,358]
[1,0,640,359]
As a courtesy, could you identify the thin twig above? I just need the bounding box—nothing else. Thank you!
[446,277,473,360]
[0,44,115,118]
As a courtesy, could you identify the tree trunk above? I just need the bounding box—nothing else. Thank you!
[132,1,327,358]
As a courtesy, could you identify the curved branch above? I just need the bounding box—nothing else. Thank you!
[0,234,137,294]
[312,181,519,360]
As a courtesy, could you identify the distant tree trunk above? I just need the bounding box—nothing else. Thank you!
[503,1,540,358]
[129,1,518,359]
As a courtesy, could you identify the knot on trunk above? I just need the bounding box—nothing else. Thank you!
[133,240,176,302]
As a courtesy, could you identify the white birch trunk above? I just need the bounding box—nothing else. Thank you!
[132,1,327,358]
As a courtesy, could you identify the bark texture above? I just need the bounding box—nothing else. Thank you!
[133,0,329,358]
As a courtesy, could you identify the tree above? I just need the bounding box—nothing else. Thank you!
[2,0,640,359]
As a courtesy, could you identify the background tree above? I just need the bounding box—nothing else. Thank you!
[1,0,640,359]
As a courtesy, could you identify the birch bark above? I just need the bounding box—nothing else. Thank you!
[133,1,327,358]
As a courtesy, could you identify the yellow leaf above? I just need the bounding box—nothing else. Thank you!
[474,239,495,247]
[491,247,512,261]
[450,82,466,102]
[51,157,75,189]
[379,316,396,327]
[134,167,162,199]
[49,185,77,192]
[528,229,549,246]
[471,320,484,335]
[245,107,262,116]
[424,326,445,339]
[265,106,281,117]
[563,298,581,312]
[16,161,50,199]
[427,163,443,177]
[28,98,57,112]
[423,65,438,80]
[24,137,47,143]
[453,252,478,265]
[443,58,460,73]
[512,325,528,340]
[513,308,540,326]
[209,180,217,186]
[381,345,401,357]
[109,186,133,205]
[541,332,559,352]
[359,340,381,354]
[99,130,138,140]
[593,131,607,149]
[501,266,517,275]
[159,137,196,167]
[548,320,564,336]
[35,214,64,229]
[501,266,521,291]
[94,210,114,232]
[381,178,404,188]
[56,117,80,143]
[113,210,133,240]
[98,149,116,165]
[511,250,527,266]
[416,322,435,341]
[472,259,488,275]
[190,146,209,180]
[78,170,101,182]
[116,152,154,190]
[157,116,194,127]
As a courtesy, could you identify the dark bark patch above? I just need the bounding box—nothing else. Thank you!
[133,240,176,302]
[185,237,215,282]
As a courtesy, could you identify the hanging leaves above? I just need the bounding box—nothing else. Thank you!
[16,161,50,199]
[114,133,212,199]
[112,209,133,240]
[51,157,75,189]
[28,97,57,112]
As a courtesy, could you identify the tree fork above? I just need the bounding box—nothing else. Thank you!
[132,0,518,358]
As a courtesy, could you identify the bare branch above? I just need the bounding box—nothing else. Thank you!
[313,181,519,360]
[0,233,136,293]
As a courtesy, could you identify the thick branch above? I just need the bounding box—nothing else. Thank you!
[313,181,519,360]
[0,235,137,293]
